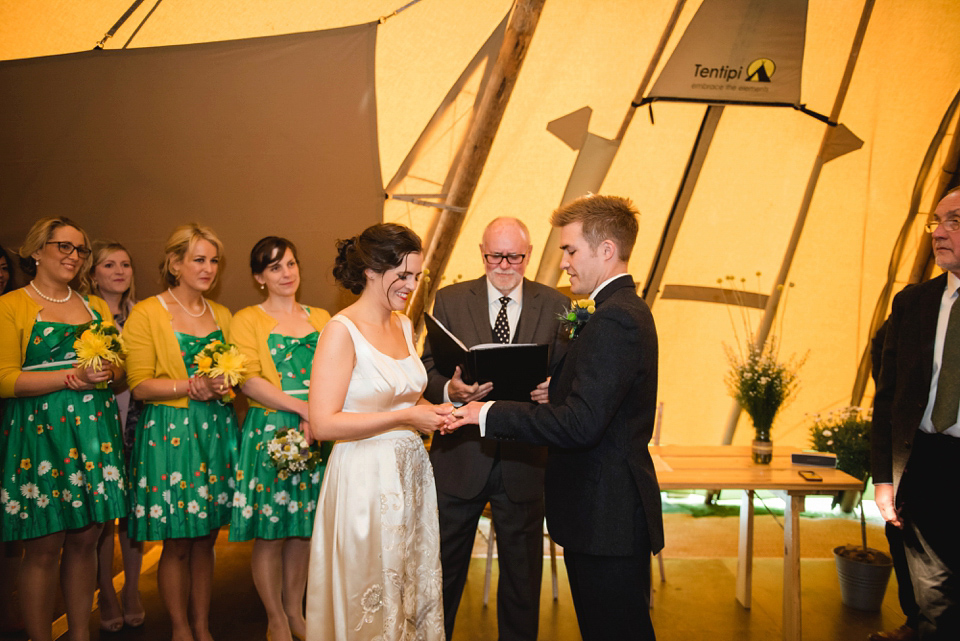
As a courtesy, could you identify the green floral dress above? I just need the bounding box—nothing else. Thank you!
[1,310,128,540]
[127,330,238,541]
[229,332,332,541]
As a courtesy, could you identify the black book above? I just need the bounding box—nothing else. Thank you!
[424,312,549,403]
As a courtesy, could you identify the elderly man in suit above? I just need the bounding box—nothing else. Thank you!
[448,195,663,641]
[422,216,568,641]
[873,186,960,640]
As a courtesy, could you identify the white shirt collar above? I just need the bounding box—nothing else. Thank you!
[588,273,629,301]
[947,271,960,299]
[486,277,523,306]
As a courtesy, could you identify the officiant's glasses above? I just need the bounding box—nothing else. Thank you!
[483,253,526,265]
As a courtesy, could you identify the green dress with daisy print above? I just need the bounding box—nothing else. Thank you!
[229,332,332,541]
[1,308,128,540]
[127,330,238,541]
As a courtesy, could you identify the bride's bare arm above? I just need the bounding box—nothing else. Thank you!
[308,321,450,440]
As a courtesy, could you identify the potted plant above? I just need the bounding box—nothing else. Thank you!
[809,406,893,611]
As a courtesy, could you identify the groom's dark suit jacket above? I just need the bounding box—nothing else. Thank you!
[872,273,948,497]
[486,274,664,556]
[422,276,569,502]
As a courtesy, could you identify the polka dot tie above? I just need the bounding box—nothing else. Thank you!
[493,296,511,344]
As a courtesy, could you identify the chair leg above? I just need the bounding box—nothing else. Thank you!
[549,536,558,601]
[483,521,496,607]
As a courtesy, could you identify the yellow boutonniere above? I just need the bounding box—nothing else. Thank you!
[558,299,596,339]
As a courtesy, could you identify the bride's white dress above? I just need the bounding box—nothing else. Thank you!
[305,313,445,641]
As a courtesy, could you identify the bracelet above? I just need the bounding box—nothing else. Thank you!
[173,381,178,397]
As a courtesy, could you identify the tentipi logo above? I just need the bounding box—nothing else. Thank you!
[746,58,776,82]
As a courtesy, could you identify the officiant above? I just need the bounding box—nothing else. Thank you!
[421,216,568,641]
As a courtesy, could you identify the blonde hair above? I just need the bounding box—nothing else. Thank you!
[160,223,224,288]
[88,240,136,318]
[18,217,93,286]
[550,195,639,262]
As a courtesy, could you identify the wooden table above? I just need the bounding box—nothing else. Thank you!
[650,445,864,641]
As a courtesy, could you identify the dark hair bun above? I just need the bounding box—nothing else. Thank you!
[333,224,422,295]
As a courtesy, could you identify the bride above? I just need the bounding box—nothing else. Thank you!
[305,223,451,640]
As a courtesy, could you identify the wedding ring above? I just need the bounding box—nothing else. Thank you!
[452,411,462,419]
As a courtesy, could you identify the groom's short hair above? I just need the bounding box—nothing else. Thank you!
[550,194,639,261]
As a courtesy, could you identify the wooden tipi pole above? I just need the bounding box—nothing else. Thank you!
[407,0,546,327]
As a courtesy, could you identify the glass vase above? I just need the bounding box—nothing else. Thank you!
[751,425,773,465]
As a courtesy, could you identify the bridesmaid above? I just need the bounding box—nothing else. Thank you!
[228,237,331,641]
[87,241,146,631]
[123,224,237,641]
[0,218,128,641]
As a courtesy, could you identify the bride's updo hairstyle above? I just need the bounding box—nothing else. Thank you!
[333,223,422,295]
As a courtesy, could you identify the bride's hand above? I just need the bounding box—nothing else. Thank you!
[300,418,315,445]
[407,404,454,435]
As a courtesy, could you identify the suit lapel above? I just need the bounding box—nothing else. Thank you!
[918,274,948,386]
[514,279,542,344]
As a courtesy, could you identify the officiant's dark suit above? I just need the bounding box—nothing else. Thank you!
[422,219,568,641]
[461,196,663,640]
[873,188,960,639]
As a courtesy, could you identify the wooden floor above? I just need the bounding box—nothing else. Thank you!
[1,513,906,641]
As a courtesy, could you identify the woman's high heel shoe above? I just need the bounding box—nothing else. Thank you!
[98,593,124,633]
[122,594,146,628]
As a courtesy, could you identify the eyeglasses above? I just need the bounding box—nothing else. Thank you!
[483,253,526,265]
[924,218,960,233]
[46,241,91,259]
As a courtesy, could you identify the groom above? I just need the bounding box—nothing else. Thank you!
[448,194,663,640]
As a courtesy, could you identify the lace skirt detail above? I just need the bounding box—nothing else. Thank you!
[305,430,444,640]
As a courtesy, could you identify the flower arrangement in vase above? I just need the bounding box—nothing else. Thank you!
[722,274,806,464]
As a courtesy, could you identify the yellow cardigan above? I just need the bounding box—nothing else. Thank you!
[229,304,331,410]
[0,288,113,398]
[123,295,233,409]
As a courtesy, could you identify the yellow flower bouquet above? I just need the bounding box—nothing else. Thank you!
[72,320,126,388]
[193,339,247,400]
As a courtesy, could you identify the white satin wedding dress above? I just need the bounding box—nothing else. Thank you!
[305,313,445,641]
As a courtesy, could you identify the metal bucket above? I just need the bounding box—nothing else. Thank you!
[834,546,894,611]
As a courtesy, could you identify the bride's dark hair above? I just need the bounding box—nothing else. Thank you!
[333,223,422,295]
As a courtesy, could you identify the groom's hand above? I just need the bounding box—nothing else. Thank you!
[445,401,483,432]
[448,366,494,403]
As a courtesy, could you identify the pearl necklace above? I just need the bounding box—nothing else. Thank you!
[167,288,209,318]
[30,280,73,304]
